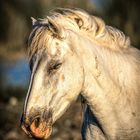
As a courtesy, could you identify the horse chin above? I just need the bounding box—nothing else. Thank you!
[29,120,53,139]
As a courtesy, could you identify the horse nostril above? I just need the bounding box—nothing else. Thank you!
[34,117,40,128]
[21,110,53,139]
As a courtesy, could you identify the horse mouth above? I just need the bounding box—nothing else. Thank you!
[30,119,52,139]
[21,117,53,139]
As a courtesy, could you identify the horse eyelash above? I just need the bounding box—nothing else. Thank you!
[48,61,62,74]
[52,62,62,69]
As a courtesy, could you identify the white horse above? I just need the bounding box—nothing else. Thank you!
[20,8,140,140]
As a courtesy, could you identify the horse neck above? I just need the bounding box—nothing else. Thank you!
[77,36,119,136]
[70,32,140,138]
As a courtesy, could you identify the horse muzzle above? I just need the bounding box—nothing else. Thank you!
[20,109,53,139]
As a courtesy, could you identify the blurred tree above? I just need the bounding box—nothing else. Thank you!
[0,1,10,42]
[0,0,43,61]
[105,0,140,48]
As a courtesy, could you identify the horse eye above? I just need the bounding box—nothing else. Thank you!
[52,63,62,69]
[48,62,62,74]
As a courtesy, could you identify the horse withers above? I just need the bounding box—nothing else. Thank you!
[20,8,140,140]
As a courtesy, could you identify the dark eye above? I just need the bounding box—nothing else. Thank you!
[48,61,62,74]
[52,63,62,69]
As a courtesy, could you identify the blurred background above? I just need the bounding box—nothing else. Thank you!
[0,0,140,140]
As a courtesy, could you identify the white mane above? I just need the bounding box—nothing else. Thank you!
[28,8,131,57]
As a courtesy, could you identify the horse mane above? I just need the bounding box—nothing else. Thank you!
[28,8,131,57]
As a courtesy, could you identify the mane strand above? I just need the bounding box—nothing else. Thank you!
[28,8,131,56]
[51,8,130,50]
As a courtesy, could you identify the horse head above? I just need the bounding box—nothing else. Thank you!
[20,11,84,139]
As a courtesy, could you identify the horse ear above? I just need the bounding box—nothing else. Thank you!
[31,17,38,27]
[47,16,65,39]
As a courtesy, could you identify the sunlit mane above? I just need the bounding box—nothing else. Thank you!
[28,8,131,57]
